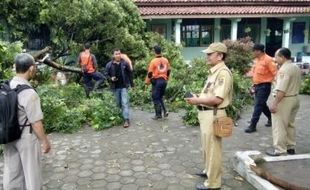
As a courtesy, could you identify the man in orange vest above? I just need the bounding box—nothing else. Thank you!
[77,43,105,97]
[145,45,170,120]
[245,44,277,133]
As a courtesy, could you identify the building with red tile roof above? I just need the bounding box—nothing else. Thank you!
[134,0,310,60]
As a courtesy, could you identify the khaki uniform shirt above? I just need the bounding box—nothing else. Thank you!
[199,61,233,108]
[275,61,301,96]
[10,76,43,126]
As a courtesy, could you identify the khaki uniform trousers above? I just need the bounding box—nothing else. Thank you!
[3,127,42,190]
[272,96,300,154]
[198,109,226,188]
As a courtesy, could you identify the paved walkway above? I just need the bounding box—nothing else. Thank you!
[0,95,309,190]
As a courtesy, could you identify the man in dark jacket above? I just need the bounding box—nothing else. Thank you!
[105,49,133,128]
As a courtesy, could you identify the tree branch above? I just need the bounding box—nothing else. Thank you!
[250,165,310,190]
[31,47,82,74]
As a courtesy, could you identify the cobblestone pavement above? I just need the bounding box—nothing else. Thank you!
[0,95,309,190]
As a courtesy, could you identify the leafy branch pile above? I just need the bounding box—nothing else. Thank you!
[38,84,122,133]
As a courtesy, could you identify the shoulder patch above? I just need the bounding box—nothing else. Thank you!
[218,77,224,86]
[30,93,39,102]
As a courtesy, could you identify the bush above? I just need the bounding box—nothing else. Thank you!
[223,37,253,74]
[226,72,252,120]
[38,83,122,133]
[0,40,23,80]
[300,75,310,95]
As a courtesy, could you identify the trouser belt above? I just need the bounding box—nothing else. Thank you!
[273,94,297,98]
[197,106,225,111]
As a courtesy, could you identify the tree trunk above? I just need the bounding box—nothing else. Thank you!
[32,46,52,60]
[250,165,310,190]
[31,47,82,74]
[42,58,82,74]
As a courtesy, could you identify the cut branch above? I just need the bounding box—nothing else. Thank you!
[42,58,82,74]
[31,47,82,74]
[32,46,52,60]
[250,165,310,190]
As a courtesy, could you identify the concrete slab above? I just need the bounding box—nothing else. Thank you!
[233,151,310,190]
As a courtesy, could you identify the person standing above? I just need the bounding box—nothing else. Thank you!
[77,42,105,97]
[105,49,133,128]
[245,44,277,133]
[185,43,233,190]
[3,53,51,190]
[145,45,170,120]
[266,48,301,156]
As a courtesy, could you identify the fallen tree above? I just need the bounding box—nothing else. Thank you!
[250,164,310,190]
[31,47,82,74]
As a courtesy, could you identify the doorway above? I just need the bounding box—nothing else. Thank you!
[265,18,283,57]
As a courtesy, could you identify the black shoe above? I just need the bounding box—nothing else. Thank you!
[287,149,295,155]
[196,183,208,190]
[265,120,272,127]
[153,103,162,120]
[245,125,256,133]
[195,170,208,178]
[163,111,169,118]
[266,148,286,157]
[196,182,220,190]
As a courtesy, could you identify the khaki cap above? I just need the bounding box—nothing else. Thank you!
[202,42,227,54]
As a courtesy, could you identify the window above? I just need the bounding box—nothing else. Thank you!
[151,24,167,38]
[292,22,305,44]
[181,19,214,47]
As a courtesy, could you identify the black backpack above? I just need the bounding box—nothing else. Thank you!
[0,80,32,144]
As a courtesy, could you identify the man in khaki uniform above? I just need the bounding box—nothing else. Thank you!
[185,43,233,190]
[3,53,51,190]
[267,48,301,156]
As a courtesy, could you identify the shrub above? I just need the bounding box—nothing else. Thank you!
[223,37,254,74]
[226,72,252,120]
[0,40,22,80]
[300,75,310,95]
[38,83,122,133]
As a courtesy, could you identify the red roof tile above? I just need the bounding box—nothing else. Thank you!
[135,0,310,3]
[135,0,310,6]
[138,6,310,18]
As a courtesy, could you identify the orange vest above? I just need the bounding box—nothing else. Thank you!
[79,51,95,73]
[147,57,170,81]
